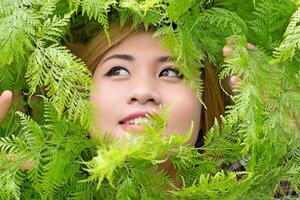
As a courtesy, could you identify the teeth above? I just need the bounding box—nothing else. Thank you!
[126,117,149,125]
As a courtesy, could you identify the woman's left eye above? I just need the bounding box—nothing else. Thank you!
[105,66,130,76]
[159,68,184,79]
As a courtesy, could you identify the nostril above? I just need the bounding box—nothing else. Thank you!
[130,97,156,104]
[128,90,161,105]
[131,97,138,102]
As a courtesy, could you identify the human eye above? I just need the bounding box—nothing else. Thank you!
[159,67,184,79]
[105,66,130,76]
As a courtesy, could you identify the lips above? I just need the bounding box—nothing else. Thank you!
[119,111,151,132]
[119,111,150,124]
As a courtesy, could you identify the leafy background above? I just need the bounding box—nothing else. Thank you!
[0,0,299,199]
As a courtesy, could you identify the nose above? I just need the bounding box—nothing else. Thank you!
[127,77,161,105]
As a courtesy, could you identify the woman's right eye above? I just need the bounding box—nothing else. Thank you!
[105,66,130,76]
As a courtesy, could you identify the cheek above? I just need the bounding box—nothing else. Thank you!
[91,78,128,110]
[90,80,125,134]
[163,86,201,145]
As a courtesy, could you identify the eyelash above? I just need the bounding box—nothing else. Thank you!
[105,66,130,76]
[104,66,184,79]
[159,68,184,79]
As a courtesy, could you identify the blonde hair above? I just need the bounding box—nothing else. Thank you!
[67,22,232,145]
[68,23,147,73]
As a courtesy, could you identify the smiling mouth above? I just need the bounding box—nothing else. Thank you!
[119,117,150,132]
[119,112,151,132]
[119,117,150,125]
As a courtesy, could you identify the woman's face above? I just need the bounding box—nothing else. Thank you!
[90,31,201,145]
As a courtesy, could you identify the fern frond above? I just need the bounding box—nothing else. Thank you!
[154,25,204,102]
[203,7,248,34]
[37,0,61,18]
[26,44,91,121]
[120,0,165,16]
[17,112,45,150]
[69,0,81,12]
[172,171,244,199]
[19,100,93,199]
[0,6,38,65]
[0,64,18,90]
[0,170,25,200]
[36,150,71,199]
[0,135,29,154]
[83,105,194,194]
[69,0,117,43]
[272,8,300,62]
[0,0,299,198]
[119,0,165,28]
[36,13,72,44]
[167,0,192,21]
[248,0,296,52]
[67,181,96,200]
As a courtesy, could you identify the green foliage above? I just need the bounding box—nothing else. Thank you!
[203,7,248,34]
[248,0,296,53]
[173,171,246,199]
[69,0,117,43]
[168,0,192,21]
[0,0,299,199]
[26,44,91,123]
[0,100,94,199]
[82,105,193,199]
[273,7,300,62]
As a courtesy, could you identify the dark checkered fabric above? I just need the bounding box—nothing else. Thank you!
[227,158,300,199]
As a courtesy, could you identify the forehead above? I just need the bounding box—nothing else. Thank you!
[103,31,170,58]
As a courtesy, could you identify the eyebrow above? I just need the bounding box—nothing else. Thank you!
[101,54,134,64]
[100,54,172,65]
[157,56,172,63]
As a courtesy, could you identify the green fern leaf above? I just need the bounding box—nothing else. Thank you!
[26,44,92,121]
[272,8,300,62]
